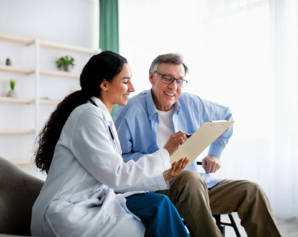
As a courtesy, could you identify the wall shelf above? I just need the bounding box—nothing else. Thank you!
[40,69,80,79]
[40,40,98,55]
[0,129,35,134]
[0,97,35,104]
[0,97,61,105]
[40,99,61,104]
[0,65,35,74]
[0,33,34,45]
[10,158,35,165]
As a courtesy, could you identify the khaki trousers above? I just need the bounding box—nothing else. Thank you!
[156,170,282,237]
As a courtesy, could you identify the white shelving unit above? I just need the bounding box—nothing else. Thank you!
[0,33,98,165]
[39,39,97,55]
[40,69,80,79]
[0,97,35,104]
[40,99,61,105]
[0,129,35,134]
[0,33,34,45]
[0,65,35,74]
[10,158,35,166]
[0,97,61,105]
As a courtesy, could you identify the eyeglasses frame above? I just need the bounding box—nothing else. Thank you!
[154,71,188,88]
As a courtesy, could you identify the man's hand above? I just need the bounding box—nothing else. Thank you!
[163,131,188,156]
[163,157,189,181]
[202,155,221,173]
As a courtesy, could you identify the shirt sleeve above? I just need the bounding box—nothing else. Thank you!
[69,107,171,191]
[198,98,233,158]
[114,110,148,163]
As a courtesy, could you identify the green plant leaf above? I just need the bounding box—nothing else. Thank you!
[10,79,15,90]
[56,56,75,68]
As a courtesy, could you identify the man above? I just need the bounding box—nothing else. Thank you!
[114,54,281,237]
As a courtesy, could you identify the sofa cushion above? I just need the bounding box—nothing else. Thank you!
[0,157,44,236]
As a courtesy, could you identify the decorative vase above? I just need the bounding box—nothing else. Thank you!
[6,58,11,66]
[63,65,71,72]
[7,90,17,97]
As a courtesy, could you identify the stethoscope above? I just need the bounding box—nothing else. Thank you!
[89,98,114,141]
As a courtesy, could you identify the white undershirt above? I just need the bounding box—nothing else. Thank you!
[157,108,175,149]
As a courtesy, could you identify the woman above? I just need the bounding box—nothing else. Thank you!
[31,51,190,237]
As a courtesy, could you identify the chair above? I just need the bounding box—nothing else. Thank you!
[213,213,241,237]
[197,161,241,237]
[0,156,44,236]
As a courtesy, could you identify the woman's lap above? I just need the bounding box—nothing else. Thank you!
[126,192,189,237]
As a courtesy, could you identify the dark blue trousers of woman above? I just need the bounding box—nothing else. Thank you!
[126,192,189,237]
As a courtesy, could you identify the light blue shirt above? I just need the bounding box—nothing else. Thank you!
[114,90,233,188]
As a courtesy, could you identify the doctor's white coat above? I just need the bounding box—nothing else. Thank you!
[31,97,171,237]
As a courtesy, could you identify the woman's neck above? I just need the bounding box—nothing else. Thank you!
[97,96,114,113]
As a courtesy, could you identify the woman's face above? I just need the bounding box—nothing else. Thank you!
[107,63,135,107]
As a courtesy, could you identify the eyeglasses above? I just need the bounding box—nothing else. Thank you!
[155,71,188,88]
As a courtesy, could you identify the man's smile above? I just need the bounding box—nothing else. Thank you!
[165,91,175,97]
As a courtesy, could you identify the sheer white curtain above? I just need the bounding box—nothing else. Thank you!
[119,0,298,219]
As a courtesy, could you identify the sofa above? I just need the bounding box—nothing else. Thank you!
[0,156,44,236]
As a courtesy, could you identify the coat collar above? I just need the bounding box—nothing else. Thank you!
[90,97,122,155]
[90,96,113,123]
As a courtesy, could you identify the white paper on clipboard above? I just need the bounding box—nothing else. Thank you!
[170,120,234,165]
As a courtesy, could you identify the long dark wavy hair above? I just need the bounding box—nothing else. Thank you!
[35,51,128,173]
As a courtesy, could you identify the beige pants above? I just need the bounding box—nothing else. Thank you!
[156,170,282,237]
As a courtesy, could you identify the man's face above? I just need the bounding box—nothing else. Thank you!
[149,62,185,111]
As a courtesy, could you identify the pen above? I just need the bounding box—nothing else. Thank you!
[186,134,192,138]
[108,126,114,140]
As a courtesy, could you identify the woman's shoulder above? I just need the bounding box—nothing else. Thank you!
[69,103,105,125]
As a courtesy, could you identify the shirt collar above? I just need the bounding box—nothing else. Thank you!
[90,96,113,123]
[145,90,181,120]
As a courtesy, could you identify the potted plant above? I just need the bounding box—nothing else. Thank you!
[56,56,75,72]
[7,79,17,97]
[6,58,11,66]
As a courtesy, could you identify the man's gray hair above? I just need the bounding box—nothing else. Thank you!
[149,53,188,75]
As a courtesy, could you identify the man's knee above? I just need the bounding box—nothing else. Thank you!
[239,180,266,199]
[171,170,207,192]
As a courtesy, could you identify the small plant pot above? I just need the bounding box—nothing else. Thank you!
[63,65,71,72]
[7,90,17,97]
[6,59,11,66]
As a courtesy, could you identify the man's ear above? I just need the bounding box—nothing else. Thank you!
[149,72,154,85]
[100,79,108,92]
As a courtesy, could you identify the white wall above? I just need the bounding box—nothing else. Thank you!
[119,0,298,219]
[0,0,99,176]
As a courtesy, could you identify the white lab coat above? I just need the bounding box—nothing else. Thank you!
[31,97,171,237]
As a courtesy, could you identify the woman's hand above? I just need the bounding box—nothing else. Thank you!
[163,131,188,156]
[163,157,189,181]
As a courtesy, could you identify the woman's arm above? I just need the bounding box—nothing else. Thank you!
[70,107,171,190]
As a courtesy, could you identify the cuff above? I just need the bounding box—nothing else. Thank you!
[154,173,169,190]
[208,144,224,159]
[157,148,171,170]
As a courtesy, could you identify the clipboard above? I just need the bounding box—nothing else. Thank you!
[170,120,234,165]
